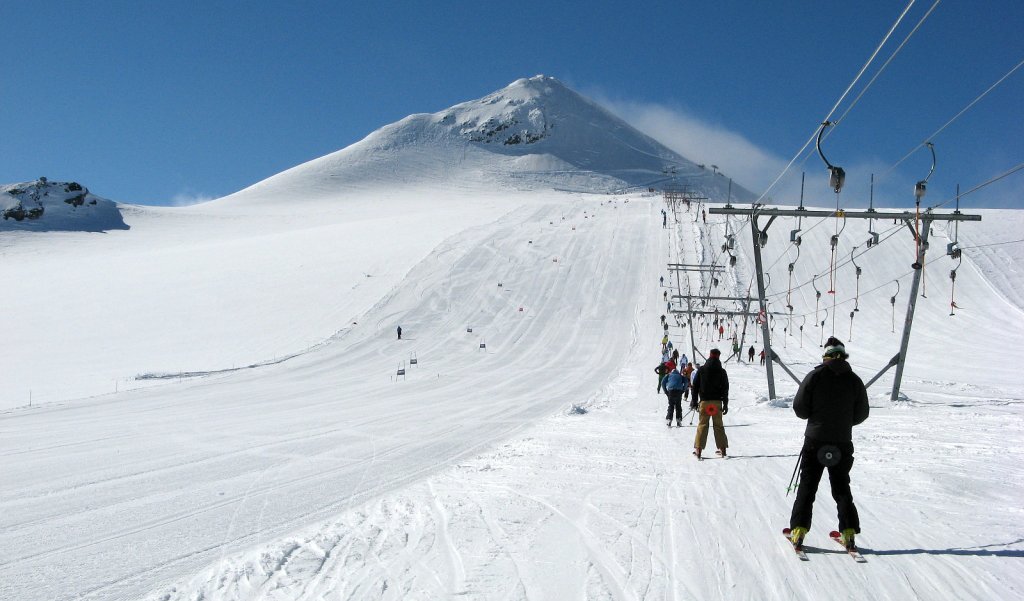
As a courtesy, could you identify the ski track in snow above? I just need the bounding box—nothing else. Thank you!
[3,195,1024,601]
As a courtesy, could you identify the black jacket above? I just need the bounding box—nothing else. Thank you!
[793,359,869,443]
[693,357,729,404]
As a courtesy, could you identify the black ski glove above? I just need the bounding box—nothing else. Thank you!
[689,400,698,411]
[722,401,729,415]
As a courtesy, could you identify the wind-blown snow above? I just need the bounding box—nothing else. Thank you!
[1,77,1022,601]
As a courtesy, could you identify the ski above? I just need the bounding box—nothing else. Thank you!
[782,528,809,561]
[829,530,867,563]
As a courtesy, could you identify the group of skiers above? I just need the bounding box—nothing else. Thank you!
[655,343,729,459]
[656,326,869,553]
[658,204,869,553]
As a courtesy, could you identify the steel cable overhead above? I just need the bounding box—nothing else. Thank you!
[825,0,942,133]
[751,219,904,304]
[744,156,1010,315]
[777,248,961,321]
[927,161,1024,210]
[958,238,1024,250]
[752,0,919,206]
[882,57,1024,179]
[787,0,941,179]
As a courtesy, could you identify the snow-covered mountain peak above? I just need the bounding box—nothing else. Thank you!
[225,76,755,203]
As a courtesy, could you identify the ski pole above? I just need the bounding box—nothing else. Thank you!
[786,452,803,496]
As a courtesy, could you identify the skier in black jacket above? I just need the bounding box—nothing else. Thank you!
[788,337,869,551]
[690,348,729,458]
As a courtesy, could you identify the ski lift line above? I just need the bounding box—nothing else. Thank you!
[750,0,918,206]
[769,223,903,302]
[883,57,1024,180]
[949,251,963,315]
[763,225,909,318]
[927,161,1024,211]
[825,0,942,133]
[758,211,838,292]
[733,213,917,303]
[767,225,903,304]
[958,238,1024,250]
[746,202,903,282]
[779,249,961,321]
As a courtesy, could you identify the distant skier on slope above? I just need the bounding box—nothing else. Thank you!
[397,325,402,340]
[787,337,869,552]
[748,345,755,363]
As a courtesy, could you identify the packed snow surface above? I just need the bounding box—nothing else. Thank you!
[1,76,1022,600]
[1,187,1022,601]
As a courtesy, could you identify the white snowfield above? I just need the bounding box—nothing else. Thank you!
[2,75,1023,600]
[1,189,1022,601]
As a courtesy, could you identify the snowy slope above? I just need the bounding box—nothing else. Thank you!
[0,76,752,410]
[2,76,1023,601]
[1,189,1022,601]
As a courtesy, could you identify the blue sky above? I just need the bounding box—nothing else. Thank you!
[1,1,1021,208]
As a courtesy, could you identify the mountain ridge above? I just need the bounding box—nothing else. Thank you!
[222,75,756,203]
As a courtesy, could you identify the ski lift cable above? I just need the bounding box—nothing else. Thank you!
[949,251,963,315]
[781,249,957,321]
[766,226,909,320]
[763,222,904,301]
[882,57,1024,180]
[785,225,901,304]
[737,145,979,318]
[750,0,918,207]
[825,0,941,132]
[851,247,863,311]
[958,238,1024,250]
[751,166,1017,309]
[741,217,903,317]
[912,142,937,271]
[927,161,1024,211]
[827,212,848,294]
[744,208,848,295]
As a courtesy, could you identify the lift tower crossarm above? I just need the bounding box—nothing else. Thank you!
[671,309,761,317]
[708,207,981,222]
[672,295,754,302]
[708,205,981,402]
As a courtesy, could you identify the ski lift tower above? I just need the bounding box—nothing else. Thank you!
[709,204,980,401]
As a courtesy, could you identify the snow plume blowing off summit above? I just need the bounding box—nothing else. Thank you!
[224,75,757,203]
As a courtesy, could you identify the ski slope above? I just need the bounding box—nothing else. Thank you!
[2,188,1023,601]
[2,75,1023,600]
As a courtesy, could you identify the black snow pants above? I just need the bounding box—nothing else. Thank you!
[666,389,684,421]
[790,439,860,533]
